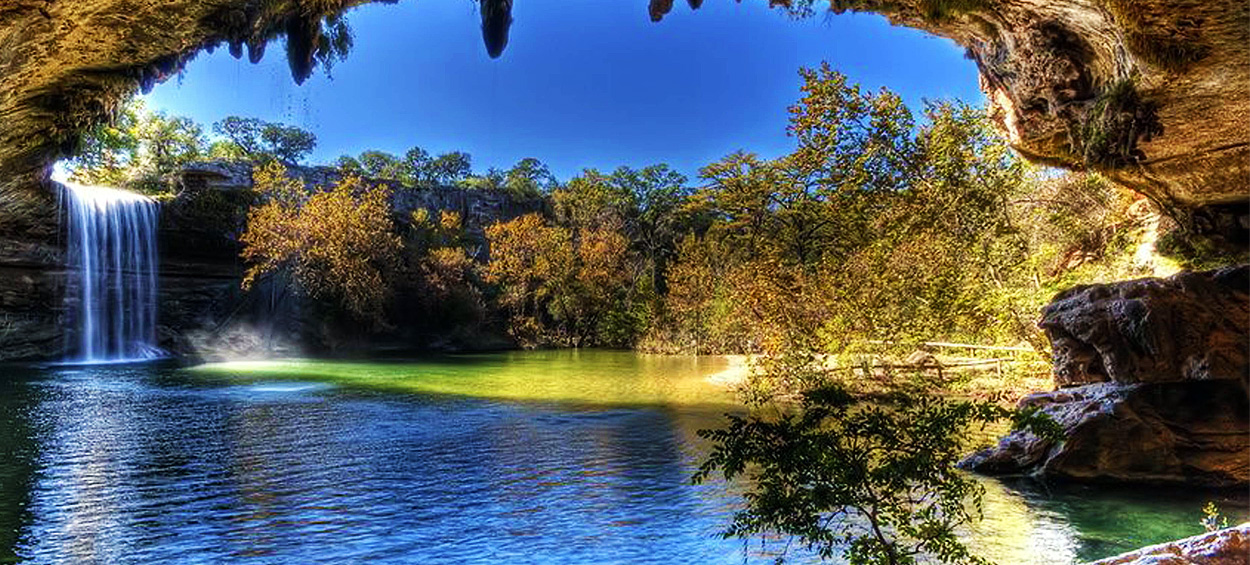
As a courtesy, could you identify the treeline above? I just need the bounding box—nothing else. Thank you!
[67,101,558,200]
[72,64,1153,354]
[477,64,1145,354]
[233,63,1151,354]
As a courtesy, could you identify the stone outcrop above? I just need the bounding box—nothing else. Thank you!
[0,162,542,363]
[1042,266,1249,386]
[174,160,545,250]
[962,266,1250,487]
[1087,523,1250,565]
[0,0,1247,238]
[962,380,1249,486]
[823,0,1250,235]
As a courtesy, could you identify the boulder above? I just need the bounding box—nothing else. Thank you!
[964,266,1250,487]
[1042,266,1249,386]
[962,380,1249,487]
[1087,523,1250,565]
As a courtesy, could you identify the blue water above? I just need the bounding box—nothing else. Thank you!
[0,356,1244,564]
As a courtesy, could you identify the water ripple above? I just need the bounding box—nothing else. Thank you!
[0,359,1244,565]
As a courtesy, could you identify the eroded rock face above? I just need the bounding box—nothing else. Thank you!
[1042,266,1250,386]
[962,380,1249,487]
[0,0,1247,231]
[834,0,1250,212]
[1088,522,1250,565]
[0,161,543,363]
[963,266,1250,487]
[0,0,379,237]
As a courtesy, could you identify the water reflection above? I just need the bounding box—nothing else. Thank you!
[0,372,39,565]
[1,357,1245,564]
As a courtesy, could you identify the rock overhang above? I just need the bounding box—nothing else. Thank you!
[1,0,1247,230]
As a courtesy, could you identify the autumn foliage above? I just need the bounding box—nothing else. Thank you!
[225,61,1153,357]
[240,161,401,325]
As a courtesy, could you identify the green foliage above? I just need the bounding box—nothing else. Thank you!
[358,150,407,180]
[460,167,508,192]
[212,116,317,165]
[1011,171,1145,290]
[1071,80,1162,170]
[694,354,1061,565]
[1155,228,1246,271]
[656,65,1040,355]
[427,151,474,185]
[139,111,206,177]
[503,157,558,198]
[70,98,142,186]
[482,163,693,348]
[312,12,355,78]
[68,98,206,195]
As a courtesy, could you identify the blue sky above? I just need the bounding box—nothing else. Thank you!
[145,0,982,181]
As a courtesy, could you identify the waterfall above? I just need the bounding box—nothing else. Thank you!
[62,181,162,363]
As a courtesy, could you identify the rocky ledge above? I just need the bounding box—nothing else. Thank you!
[1,0,1248,247]
[1088,523,1250,565]
[963,265,1250,487]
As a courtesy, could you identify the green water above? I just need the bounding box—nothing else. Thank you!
[189,350,743,408]
[6,350,1245,564]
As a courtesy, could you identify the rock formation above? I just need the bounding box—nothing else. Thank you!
[1043,265,1249,386]
[0,161,542,363]
[0,0,1247,239]
[1087,522,1250,565]
[962,266,1250,487]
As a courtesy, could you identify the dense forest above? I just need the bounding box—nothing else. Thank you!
[59,59,1248,565]
[67,63,1233,368]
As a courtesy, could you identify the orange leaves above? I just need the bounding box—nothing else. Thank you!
[239,162,401,325]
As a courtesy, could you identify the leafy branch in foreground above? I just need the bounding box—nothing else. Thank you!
[694,357,1061,565]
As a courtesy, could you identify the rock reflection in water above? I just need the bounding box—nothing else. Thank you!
[2,356,1245,564]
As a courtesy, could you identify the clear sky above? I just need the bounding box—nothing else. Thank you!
[144,0,982,182]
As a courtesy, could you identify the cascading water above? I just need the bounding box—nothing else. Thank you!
[62,181,162,363]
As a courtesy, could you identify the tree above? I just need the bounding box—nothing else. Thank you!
[427,151,473,184]
[357,150,409,181]
[572,223,641,346]
[607,164,691,291]
[400,208,486,333]
[68,98,208,192]
[553,169,631,231]
[137,110,205,177]
[484,213,574,345]
[70,99,142,186]
[503,157,558,198]
[240,162,401,324]
[335,154,363,174]
[695,354,1061,565]
[404,146,432,184]
[212,116,317,165]
[207,139,249,161]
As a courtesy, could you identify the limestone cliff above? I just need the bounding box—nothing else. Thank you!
[0,161,543,362]
[0,0,1247,237]
[962,266,1250,487]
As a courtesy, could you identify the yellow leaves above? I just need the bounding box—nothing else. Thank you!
[484,213,642,346]
[240,163,401,324]
[439,210,462,233]
[575,226,630,291]
[485,214,568,285]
